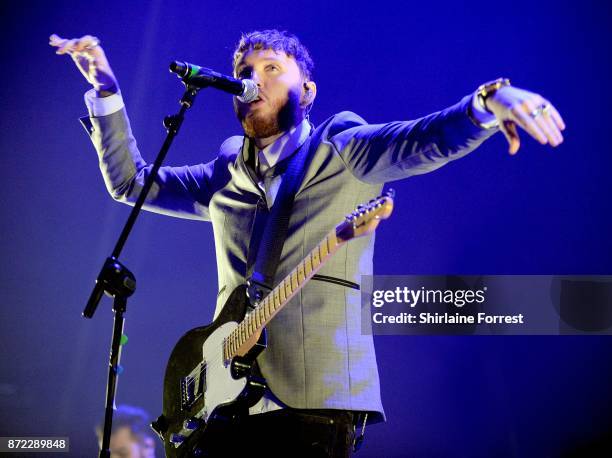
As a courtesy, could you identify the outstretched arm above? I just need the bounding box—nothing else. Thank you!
[477,82,565,154]
[51,34,219,220]
[331,82,565,183]
[330,95,495,183]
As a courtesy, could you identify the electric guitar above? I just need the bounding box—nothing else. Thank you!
[151,191,395,457]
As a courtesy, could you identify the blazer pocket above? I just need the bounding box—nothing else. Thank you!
[311,274,360,290]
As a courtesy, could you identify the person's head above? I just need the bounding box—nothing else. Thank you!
[95,405,155,458]
[232,29,317,139]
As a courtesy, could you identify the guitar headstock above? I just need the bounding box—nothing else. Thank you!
[336,189,395,242]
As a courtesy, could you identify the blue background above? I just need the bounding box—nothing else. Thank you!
[1,0,611,456]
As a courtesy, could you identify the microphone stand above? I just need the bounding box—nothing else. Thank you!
[82,84,201,458]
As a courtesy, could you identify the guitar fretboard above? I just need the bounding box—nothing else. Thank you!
[223,229,340,361]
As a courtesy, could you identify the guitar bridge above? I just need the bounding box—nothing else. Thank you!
[180,363,206,411]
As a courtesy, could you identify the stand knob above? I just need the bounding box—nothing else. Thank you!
[170,433,185,445]
[183,418,202,430]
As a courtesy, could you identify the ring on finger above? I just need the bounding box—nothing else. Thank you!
[84,37,101,50]
[529,103,551,119]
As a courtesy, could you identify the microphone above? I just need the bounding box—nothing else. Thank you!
[169,61,258,103]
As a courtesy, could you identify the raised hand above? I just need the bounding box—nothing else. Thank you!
[49,34,119,95]
[486,86,566,155]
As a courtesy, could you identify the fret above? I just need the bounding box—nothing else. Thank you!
[243,321,249,340]
[264,297,272,319]
[272,288,280,312]
[297,262,305,284]
[312,247,320,269]
[304,254,312,277]
[283,277,291,294]
[255,308,262,327]
[290,270,299,291]
[327,231,338,251]
[319,239,329,259]
[279,281,287,303]
[284,278,292,298]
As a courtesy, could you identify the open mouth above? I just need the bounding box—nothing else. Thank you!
[248,97,265,108]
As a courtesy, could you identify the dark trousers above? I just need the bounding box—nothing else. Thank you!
[201,409,357,457]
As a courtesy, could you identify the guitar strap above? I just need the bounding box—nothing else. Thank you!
[245,123,321,307]
[242,125,371,447]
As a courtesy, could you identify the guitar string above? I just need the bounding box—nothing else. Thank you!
[204,242,335,372]
[180,224,358,387]
[181,247,332,393]
[176,201,388,415]
[177,203,384,394]
[215,207,380,364]
[178,222,366,392]
[196,239,334,373]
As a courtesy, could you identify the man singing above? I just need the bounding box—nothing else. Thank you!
[51,29,564,457]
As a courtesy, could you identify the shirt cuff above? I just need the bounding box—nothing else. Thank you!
[470,92,499,129]
[84,88,125,117]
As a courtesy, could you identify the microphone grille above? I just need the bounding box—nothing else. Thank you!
[238,79,258,103]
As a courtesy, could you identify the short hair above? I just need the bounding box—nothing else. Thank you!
[95,404,152,443]
[232,29,314,80]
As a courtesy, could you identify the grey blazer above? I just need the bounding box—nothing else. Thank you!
[84,94,497,423]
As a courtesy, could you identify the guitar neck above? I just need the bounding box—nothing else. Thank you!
[222,191,395,362]
[223,228,343,361]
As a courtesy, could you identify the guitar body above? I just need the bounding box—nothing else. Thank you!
[153,285,267,458]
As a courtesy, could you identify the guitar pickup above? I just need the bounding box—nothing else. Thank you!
[180,363,205,411]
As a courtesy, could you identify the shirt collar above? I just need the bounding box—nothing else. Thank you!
[257,119,311,172]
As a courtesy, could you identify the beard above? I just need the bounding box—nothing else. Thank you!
[234,88,302,139]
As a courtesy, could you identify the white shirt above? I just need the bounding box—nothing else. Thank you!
[254,118,311,207]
